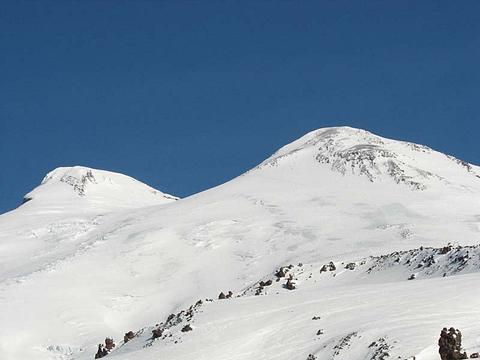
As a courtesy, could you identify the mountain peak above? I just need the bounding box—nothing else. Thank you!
[258,127,480,191]
[22,166,178,211]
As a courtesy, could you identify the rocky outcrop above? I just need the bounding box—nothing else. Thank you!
[60,170,96,196]
[438,327,467,360]
[285,278,296,290]
[218,291,233,299]
[94,338,114,359]
[275,267,288,278]
[320,261,336,273]
[366,245,480,280]
[123,331,135,343]
[94,344,108,359]
[367,338,391,360]
[148,299,203,344]
[104,338,115,351]
[259,279,272,287]
[181,324,193,332]
[333,332,358,357]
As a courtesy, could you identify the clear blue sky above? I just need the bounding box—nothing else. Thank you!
[1,1,479,214]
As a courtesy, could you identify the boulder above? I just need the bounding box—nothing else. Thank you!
[438,327,467,360]
[181,324,193,332]
[275,267,287,278]
[123,331,135,343]
[259,279,272,287]
[104,338,115,351]
[94,344,108,359]
[285,279,295,290]
[320,262,336,273]
[151,328,163,339]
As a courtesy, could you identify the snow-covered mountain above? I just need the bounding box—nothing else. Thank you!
[22,166,178,211]
[0,127,479,360]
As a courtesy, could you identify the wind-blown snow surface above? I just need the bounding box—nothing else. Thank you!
[0,127,479,360]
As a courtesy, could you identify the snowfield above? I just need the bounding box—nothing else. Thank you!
[0,127,479,360]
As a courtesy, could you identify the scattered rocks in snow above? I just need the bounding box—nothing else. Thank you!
[440,244,454,254]
[320,261,336,273]
[306,354,317,360]
[242,244,480,300]
[438,327,467,360]
[146,298,204,345]
[166,313,176,324]
[218,291,233,299]
[470,353,479,358]
[312,316,321,320]
[345,262,356,270]
[61,170,96,196]
[316,329,324,335]
[333,332,358,357]
[367,337,391,360]
[259,279,273,287]
[255,281,272,295]
[366,244,480,280]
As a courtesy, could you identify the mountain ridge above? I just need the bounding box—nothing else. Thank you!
[14,127,480,214]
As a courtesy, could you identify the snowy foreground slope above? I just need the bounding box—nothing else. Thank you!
[0,127,479,360]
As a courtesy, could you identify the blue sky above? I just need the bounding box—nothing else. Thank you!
[1,1,479,213]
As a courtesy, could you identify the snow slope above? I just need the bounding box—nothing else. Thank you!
[0,166,177,285]
[0,127,479,360]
